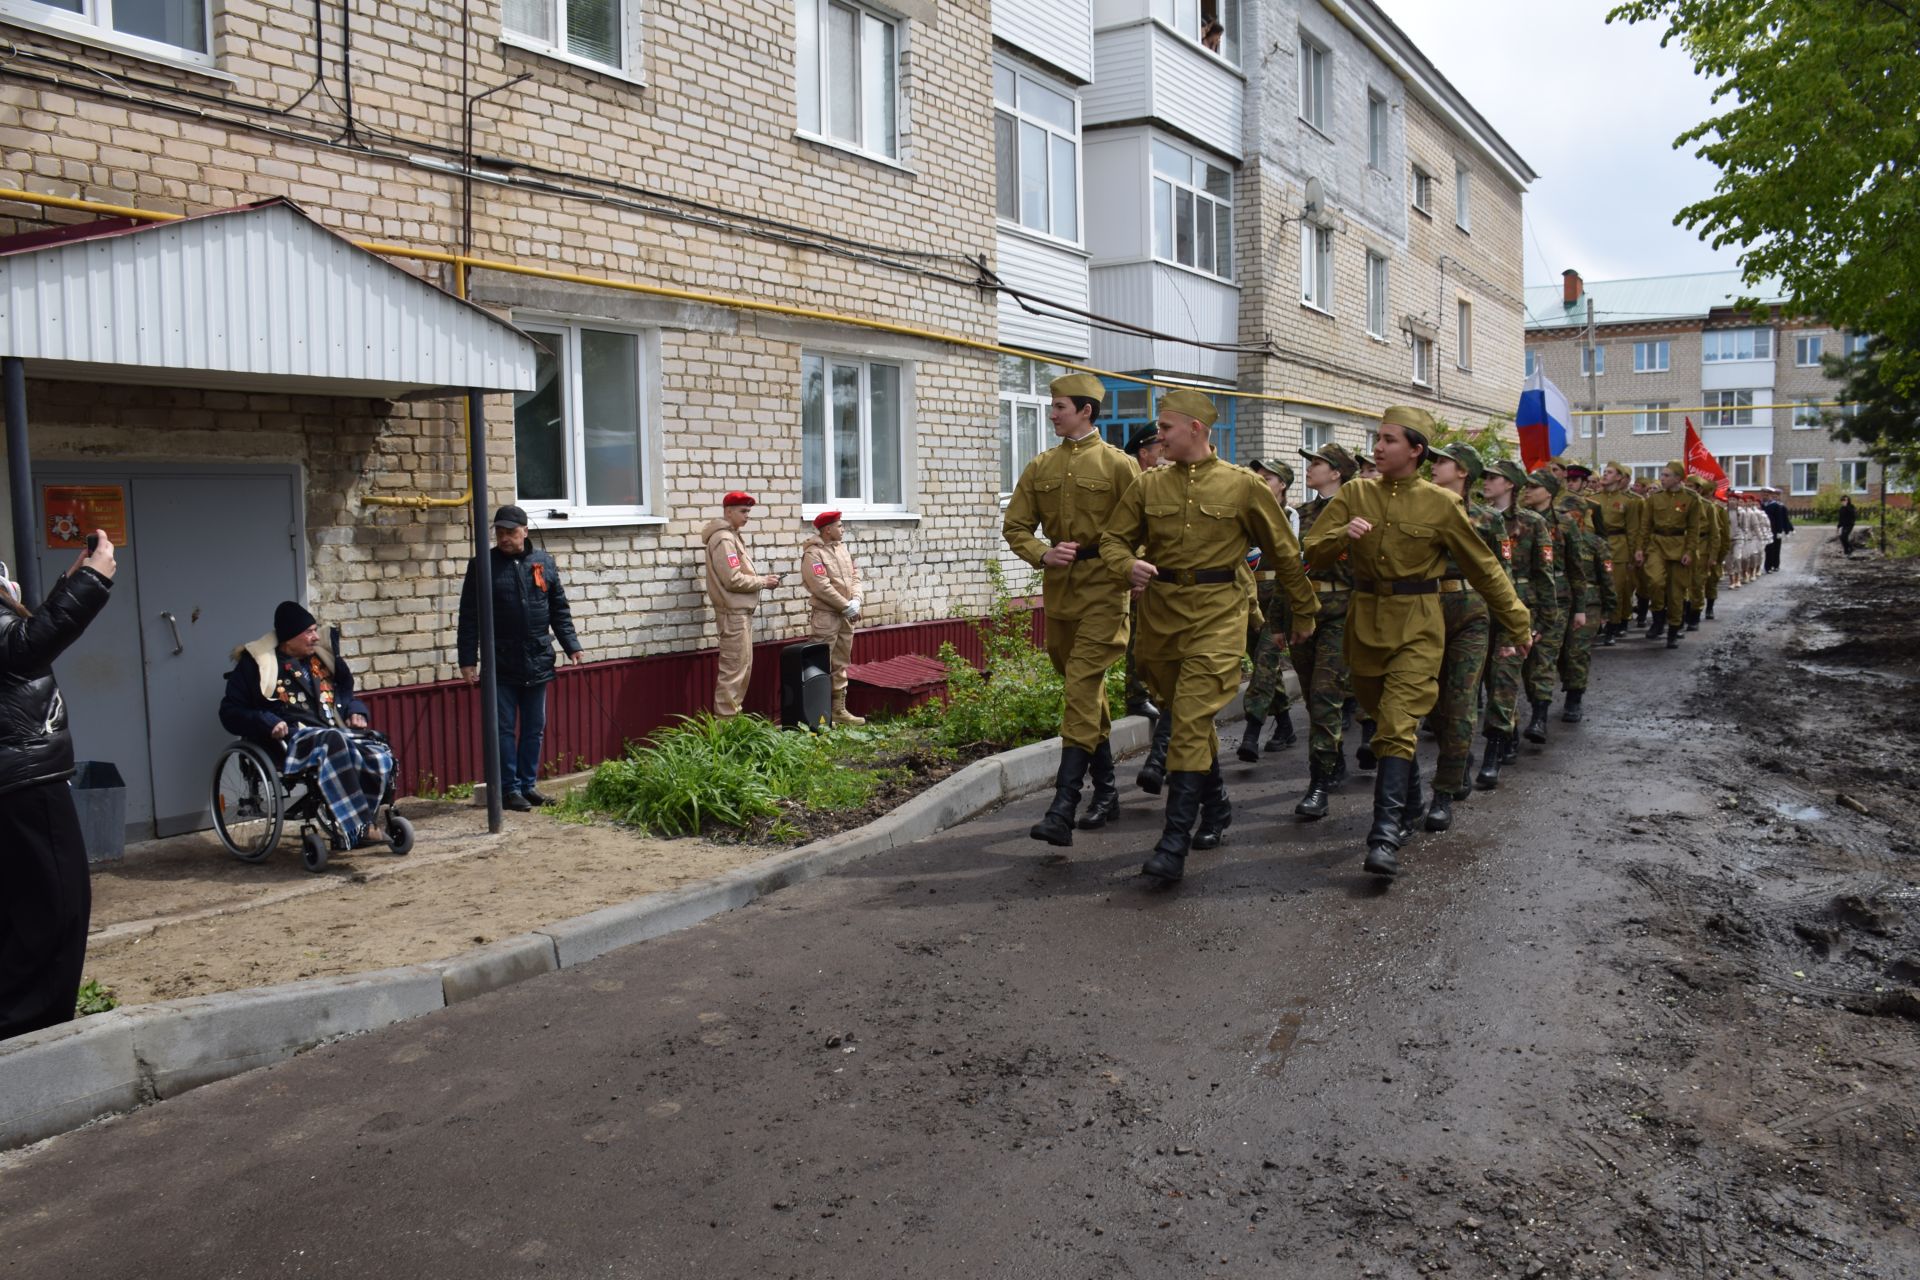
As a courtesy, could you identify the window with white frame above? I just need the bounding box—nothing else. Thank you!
[1839,459,1869,493]
[1888,465,1915,494]
[4,0,212,59]
[1156,0,1241,63]
[1578,409,1605,439]
[1631,463,1664,485]
[1794,334,1823,367]
[1298,33,1328,132]
[1632,340,1670,372]
[1717,455,1761,489]
[1152,139,1233,279]
[1843,333,1872,357]
[1632,402,1672,434]
[1411,165,1432,215]
[997,356,1064,496]
[1364,252,1388,339]
[504,0,638,72]
[1454,161,1471,231]
[796,0,899,160]
[1456,299,1473,370]
[1301,420,1332,499]
[1299,222,1332,311]
[1704,389,1755,427]
[802,352,907,511]
[1366,91,1388,169]
[994,61,1079,244]
[1701,327,1773,362]
[1411,336,1433,386]
[1792,398,1825,430]
[1580,345,1605,376]
[1524,349,1538,377]
[1364,428,1379,459]
[1789,460,1819,496]
[513,320,653,517]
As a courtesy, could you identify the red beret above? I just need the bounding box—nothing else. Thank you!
[813,510,842,529]
[722,491,756,508]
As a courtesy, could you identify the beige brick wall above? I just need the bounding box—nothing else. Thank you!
[1,0,1010,687]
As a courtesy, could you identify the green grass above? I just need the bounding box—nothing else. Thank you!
[75,978,117,1016]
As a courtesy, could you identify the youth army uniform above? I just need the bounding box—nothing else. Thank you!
[1478,459,1562,790]
[1300,407,1530,880]
[1239,458,1300,761]
[1002,375,1138,845]
[1687,475,1731,624]
[1099,389,1317,883]
[1589,473,1645,641]
[1424,443,1504,831]
[1290,442,1362,821]
[1635,461,1704,648]
[1520,469,1588,744]
[1554,477,1617,721]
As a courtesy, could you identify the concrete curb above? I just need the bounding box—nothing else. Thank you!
[5,695,1274,1152]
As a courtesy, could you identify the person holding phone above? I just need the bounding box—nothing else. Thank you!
[0,529,116,1042]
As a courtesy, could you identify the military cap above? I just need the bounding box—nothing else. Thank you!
[1604,459,1628,476]
[1379,405,1437,444]
[1049,373,1106,403]
[1123,423,1160,457]
[1300,441,1358,479]
[1491,459,1530,488]
[1563,459,1594,478]
[1664,459,1686,477]
[1525,467,1563,495]
[1160,387,1218,427]
[1430,441,1484,482]
[1251,458,1295,488]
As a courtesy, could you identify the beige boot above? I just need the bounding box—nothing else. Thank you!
[832,691,866,726]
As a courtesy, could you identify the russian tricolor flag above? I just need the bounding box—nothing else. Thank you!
[1515,370,1571,473]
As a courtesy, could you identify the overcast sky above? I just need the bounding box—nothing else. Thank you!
[1377,0,1742,290]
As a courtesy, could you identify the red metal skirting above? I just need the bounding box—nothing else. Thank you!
[359,605,1046,797]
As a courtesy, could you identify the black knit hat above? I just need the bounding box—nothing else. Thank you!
[274,600,316,644]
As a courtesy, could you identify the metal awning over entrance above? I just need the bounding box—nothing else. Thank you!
[0,197,539,398]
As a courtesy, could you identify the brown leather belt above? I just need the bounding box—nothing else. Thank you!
[1352,577,1446,596]
[1152,566,1240,586]
[1073,544,1101,561]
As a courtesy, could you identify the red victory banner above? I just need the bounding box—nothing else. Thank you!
[1682,418,1730,499]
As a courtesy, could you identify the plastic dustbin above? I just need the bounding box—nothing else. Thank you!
[70,761,128,864]
[779,641,832,730]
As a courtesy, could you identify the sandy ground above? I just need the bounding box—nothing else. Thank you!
[83,798,763,1005]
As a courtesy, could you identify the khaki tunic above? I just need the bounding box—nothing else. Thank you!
[1591,489,1644,622]
[1300,476,1530,761]
[801,534,862,697]
[1635,486,1704,617]
[703,518,768,717]
[1099,456,1317,772]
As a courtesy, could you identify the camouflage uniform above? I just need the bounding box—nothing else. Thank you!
[1486,501,1561,736]
[1555,496,1614,695]
[1433,494,1503,796]
[1291,491,1352,778]
[1524,498,1587,703]
[1243,571,1293,721]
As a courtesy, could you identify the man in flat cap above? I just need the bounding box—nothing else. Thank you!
[1290,439,1360,819]
[703,492,782,718]
[1004,373,1138,848]
[800,510,865,725]
[1516,467,1586,743]
[1592,462,1645,643]
[1420,441,1504,831]
[1634,461,1703,649]
[1301,407,1530,879]
[1101,388,1317,883]
[1238,458,1301,763]
[1476,459,1560,789]
[458,504,585,810]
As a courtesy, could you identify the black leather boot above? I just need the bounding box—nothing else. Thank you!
[1523,700,1551,744]
[1192,759,1232,850]
[1136,714,1172,794]
[1646,611,1668,641]
[1126,695,1161,720]
[1267,709,1297,750]
[1666,627,1682,649]
[1295,763,1331,819]
[1329,750,1348,786]
[1474,732,1504,790]
[1399,765,1426,842]
[1236,715,1265,763]
[1561,689,1585,723]
[1684,605,1700,632]
[1599,623,1617,647]
[1029,746,1089,847]
[1363,757,1412,878]
[1704,599,1715,620]
[1142,771,1205,882]
[1425,786,1454,832]
[1356,721,1377,770]
[1077,741,1121,830]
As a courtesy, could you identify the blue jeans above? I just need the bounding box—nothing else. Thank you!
[495,681,549,795]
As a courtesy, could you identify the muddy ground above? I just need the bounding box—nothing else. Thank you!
[3,538,1916,1279]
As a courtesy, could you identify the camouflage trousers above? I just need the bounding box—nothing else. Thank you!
[1557,607,1601,694]
[1433,588,1491,795]
[1289,592,1350,777]
[1484,648,1525,736]
[1244,590,1293,720]
[1523,592,1571,703]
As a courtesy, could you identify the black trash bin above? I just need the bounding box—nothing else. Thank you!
[70,761,128,864]
[779,641,832,730]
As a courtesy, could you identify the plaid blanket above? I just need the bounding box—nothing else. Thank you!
[283,726,394,848]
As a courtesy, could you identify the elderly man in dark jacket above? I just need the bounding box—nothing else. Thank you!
[457,505,584,811]
[1762,490,1794,572]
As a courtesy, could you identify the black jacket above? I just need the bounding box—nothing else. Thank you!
[0,567,113,797]
[1837,503,1857,532]
[219,641,371,750]
[1763,500,1795,536]
[456,545,581,685]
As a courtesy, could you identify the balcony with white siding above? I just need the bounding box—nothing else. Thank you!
[1083,19,1244,161]
[992,0,1094,84]
[1088,261,1237,383]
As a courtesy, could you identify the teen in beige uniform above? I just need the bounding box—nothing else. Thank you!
[800,509,865,726]
[702,491,781,717]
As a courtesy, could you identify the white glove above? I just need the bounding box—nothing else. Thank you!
[843,600,861,621]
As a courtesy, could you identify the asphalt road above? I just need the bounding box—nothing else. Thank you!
[8,536,1898,1280]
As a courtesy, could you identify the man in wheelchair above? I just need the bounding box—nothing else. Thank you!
[219,601,397,850]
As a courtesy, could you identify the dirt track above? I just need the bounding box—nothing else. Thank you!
[2,536,1916,1279]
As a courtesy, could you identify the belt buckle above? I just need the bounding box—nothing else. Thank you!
[1171,568,1196,587]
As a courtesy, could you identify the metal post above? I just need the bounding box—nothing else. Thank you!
[469,391,503,835]
[1584,298,1599,469]
[3,357,42,609]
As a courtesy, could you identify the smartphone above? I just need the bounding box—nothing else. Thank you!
[85,533,100,555]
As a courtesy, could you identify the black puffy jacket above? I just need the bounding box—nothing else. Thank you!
[455,545,581,685]
[0,567,113,797]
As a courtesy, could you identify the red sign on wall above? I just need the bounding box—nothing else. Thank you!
[44,484,130,549]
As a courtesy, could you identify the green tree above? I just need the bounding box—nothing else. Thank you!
[1821,336,1920,474]
[1608,1,1920,391]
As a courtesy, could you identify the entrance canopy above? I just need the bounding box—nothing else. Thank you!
[0,198,538,399]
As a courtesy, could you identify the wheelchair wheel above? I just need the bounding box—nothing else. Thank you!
[301,831,330,873]
[386,812,414,856]
[212,741,284,863]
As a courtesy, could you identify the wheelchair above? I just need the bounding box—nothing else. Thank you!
[210,726,414,872]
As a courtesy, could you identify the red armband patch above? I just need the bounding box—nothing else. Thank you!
[1541,546,1555,564]
[812,563,827,576]
[726,554,740,568]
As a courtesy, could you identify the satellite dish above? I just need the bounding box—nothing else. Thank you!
[1303,176,1324,218]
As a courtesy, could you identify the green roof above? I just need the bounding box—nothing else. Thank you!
[1525,270,1789,332]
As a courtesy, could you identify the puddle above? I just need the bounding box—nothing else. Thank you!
[1768,798,1828,823]
[1787,660,1916,685]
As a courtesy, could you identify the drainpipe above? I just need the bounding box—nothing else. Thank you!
[468,391,503,835]
[3,357,41,608]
